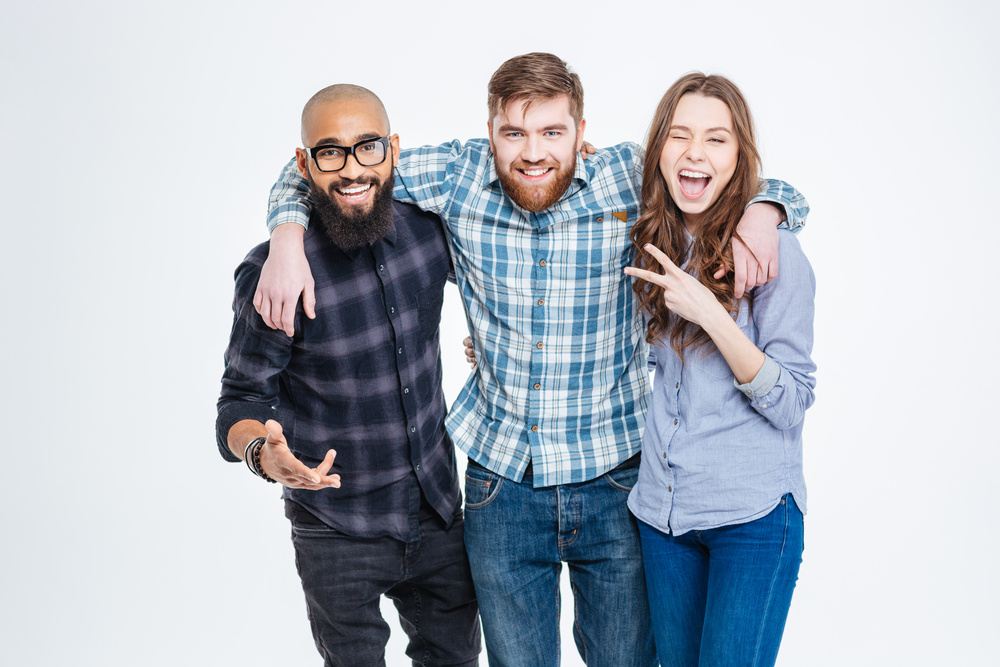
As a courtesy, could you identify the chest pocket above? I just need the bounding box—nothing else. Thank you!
[415,276,447,340]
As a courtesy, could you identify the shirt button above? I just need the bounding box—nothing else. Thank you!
[761,403,768,408]
[536,342,543,349]
[415,464,421,471]
[531,425,538,432]
[539,259,546,267]
[537,299,544,306]
[744,390,753,397]
[597,216,604,222]
[675,382,679,388]
[662,453,666,459]
[410,426,416,433]
[390,306,395,314]
[533,383,541,390]
[668,486,672,492]
[379,264,384,272]
[673,419,678,425]
[398,348,403,355]
[404,387,409,394]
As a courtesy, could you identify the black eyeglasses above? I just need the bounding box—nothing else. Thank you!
[306,137,391,172]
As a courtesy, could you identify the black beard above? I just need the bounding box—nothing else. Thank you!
[497,155,576,212]
[309,170,396,251]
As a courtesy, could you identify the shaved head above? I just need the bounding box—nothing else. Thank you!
[301,84,390,146]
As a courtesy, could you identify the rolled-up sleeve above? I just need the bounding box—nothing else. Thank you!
[751,179,810,232]
[738,231,817,430]
[266,159,313,233]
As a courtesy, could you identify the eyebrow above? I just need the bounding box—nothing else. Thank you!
[669,124,732,134]
[313,132,383,146]
[496,123,570,133]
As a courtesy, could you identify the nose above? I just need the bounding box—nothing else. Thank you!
[685,140,705,162]
[338,153,366,180]
[521,135,546,163]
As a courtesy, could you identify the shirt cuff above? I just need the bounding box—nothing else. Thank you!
[733,355,780,400]
[266,205,311,234]
[215,401,280,462]
[747,194,803,232]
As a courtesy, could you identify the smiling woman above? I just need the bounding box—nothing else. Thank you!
[624,74,817,667]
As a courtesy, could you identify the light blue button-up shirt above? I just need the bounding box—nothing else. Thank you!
[627,230,817,535]
[267,140,809,488]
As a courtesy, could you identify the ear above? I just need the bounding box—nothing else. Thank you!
[389,133,400,164]
[295,148,310,180]
[575,118,587,151]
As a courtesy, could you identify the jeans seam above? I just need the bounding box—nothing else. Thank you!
[570,573,589,665]
[750,497,789,667]
[410,584,428,666]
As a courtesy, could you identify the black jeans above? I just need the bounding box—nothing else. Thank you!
[285,500,480,666]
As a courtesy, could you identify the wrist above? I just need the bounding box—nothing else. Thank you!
[699,301,734,337]
[270,221,306,244]
[747,201,785,226]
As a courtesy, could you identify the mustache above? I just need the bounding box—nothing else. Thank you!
[326,175,381,193]
[509,160,559,171]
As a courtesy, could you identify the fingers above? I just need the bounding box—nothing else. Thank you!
[641,244,683,276]
[312,449,342,489]
[303,279,317,320]
[732,255,748,299]
[623,266,669,288]
[278,297,295,337]
[463,336,477,368]
[259,425,340,489]
[315,449,337,475]
[766,258,779,283]
[264,418,283,440]
[258,290,275,329]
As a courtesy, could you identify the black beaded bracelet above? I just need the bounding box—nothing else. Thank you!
[244,438,260,476]
[250,438,277,484]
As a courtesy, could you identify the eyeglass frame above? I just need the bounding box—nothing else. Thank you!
[304,136,392,173]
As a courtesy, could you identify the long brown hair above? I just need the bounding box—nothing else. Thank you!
[631,73,762,358]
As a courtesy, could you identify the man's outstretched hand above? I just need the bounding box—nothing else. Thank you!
[258,419,340,490]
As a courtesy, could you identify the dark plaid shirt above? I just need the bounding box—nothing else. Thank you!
[217,201,458,542]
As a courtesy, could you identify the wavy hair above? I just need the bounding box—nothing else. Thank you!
[631,73,762,358]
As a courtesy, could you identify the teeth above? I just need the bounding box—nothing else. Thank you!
[338,184,371,195]
[522,168,549,177]
[679,170,709,178]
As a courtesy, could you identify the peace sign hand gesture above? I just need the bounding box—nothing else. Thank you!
[623,243,724,329]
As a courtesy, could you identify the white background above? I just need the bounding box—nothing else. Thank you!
[2,1,997,665]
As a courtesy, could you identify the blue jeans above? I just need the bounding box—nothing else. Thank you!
[638,496,804,667]
[285,500,481,667]
[463,457,656,667]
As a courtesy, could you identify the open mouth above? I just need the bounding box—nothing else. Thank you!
[516,166,555,182]
[677,169,711,199]
[333,182,374,204]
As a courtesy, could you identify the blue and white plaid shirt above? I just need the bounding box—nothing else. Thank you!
[267,139,808,487]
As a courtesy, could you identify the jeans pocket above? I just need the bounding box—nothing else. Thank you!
[464,462,503,510]
[603,464,639,492]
